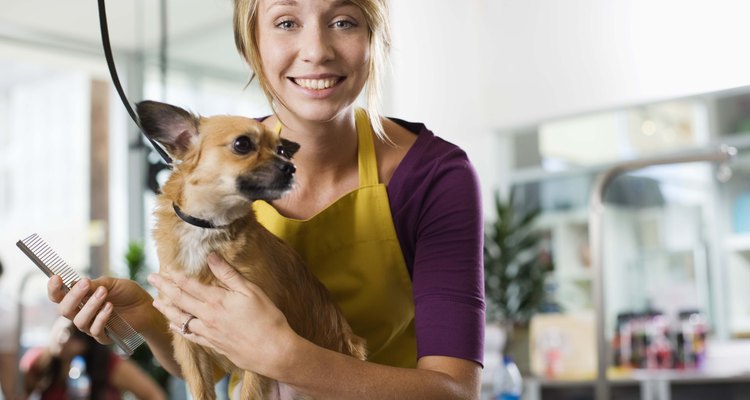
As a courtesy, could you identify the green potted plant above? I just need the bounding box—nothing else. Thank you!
[484,188,556,374]
[124,241,170,391]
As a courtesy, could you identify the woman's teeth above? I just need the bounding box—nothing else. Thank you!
[294,78,338,90]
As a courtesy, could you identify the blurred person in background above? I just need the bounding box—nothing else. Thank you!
[0,258,20,400]
[19,317,165,400]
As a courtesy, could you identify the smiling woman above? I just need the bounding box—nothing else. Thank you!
[46,0,486,399]
[234,0,391,138]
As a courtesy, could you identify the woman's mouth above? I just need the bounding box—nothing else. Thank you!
[291,77,343,90]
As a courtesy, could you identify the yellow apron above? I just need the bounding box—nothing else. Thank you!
[230,109,416,396]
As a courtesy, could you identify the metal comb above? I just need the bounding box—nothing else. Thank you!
[16,233,145,355]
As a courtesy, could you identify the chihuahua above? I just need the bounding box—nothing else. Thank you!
[136,101,366,400]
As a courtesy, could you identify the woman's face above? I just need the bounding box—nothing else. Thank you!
[256,0,371,123]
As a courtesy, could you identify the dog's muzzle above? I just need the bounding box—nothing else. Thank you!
[280,161,296,176]
[237,159,297,201]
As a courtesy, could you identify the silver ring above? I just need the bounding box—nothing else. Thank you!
[180,315,196,335]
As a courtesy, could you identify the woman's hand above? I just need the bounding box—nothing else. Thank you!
[47,276,163,345]
[148,253,297,377]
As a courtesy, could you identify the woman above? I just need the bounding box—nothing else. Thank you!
[48,0,485,398]
[20,318,166,400]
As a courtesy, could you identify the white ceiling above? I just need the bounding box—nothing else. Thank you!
[0,0,247,79]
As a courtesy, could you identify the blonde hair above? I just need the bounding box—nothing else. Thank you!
[233,0,391,139]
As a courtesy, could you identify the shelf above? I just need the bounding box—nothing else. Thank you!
[558,269,593,281]
[726,234,750,252]
[527,368,750,387]
[495,88,750,400]
[536,209,589,228]
[729,319,750,335]
[713,133,750,150]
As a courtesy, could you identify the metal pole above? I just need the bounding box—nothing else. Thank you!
[589,145,736,400]
[126,50,147,244]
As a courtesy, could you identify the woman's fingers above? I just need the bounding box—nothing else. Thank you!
[207,253,252,293]
[47,275,66,303]
[176,319,213,348]
[55,278,90,319]
[73,286,107,329]
[166,267,227,303]
[157,255,249,305]
[152,298,194,332]
[88,302,114,342]
[148,273,205,316]
[48,277,115,345]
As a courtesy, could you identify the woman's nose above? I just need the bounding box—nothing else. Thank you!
[300,26,334,64]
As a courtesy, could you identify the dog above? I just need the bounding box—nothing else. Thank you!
[136,100,367,400]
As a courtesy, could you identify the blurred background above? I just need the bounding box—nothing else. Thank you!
[3,1,750,399]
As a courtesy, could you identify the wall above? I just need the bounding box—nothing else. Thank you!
[387,1,503,213]
[0,65,92,300]
[387,0,750,210]
[483,0,750,129]
[5,0,750,283]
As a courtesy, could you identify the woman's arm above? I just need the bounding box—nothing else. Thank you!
[46,276,182,377]
[110,358,167,400]
[149,255,482,399]
[19,347,53,397]
[281,341,481,399]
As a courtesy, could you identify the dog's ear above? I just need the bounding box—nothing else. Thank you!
[279,138,301,159]
[136,100,199,158]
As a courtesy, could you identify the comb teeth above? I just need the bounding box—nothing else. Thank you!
[17,233,145,355]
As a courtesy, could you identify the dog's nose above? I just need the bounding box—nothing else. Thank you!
[280,162,296,175]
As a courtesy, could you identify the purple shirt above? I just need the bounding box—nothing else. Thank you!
[387,118,485,366]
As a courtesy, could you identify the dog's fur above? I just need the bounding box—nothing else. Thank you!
[136,101,366,400]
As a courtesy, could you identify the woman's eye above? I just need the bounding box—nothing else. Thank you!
[332,19,356,29]
[276,20,296,30]
[233,136,255,154]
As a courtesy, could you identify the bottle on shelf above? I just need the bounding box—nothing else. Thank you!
[67,355,91,400]
[492,355,523,400]
[676,309,708,370]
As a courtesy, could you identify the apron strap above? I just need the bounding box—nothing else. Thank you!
[274,119,283,135]
[355,108,379,186]
[272,109,379,186]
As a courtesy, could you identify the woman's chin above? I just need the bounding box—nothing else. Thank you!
[279,98,356,123]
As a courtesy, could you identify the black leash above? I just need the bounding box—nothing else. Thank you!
[96,0,173,165]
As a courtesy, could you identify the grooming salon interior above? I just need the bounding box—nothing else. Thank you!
[3,1,750,399]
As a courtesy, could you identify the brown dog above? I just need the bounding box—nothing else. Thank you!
[136,101,366,400]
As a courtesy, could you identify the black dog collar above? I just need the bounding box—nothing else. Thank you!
[172,203,224,229]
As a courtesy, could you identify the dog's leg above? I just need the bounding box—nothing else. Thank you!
[174,337,220,400]
[239,371,275,400]
[241,374,312,400]
[278,383,312,400]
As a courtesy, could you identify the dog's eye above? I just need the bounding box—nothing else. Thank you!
[233,136,255,154]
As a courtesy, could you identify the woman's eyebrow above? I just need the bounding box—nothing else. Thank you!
[267,0,354,12]
[267,0,297,11]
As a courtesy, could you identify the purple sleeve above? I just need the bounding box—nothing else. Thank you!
[387,122,485,366]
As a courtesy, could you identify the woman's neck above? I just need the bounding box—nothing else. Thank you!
[262,107,364,218]
[267,107,360,183]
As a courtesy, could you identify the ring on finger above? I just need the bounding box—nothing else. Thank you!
[179,314,197,335]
